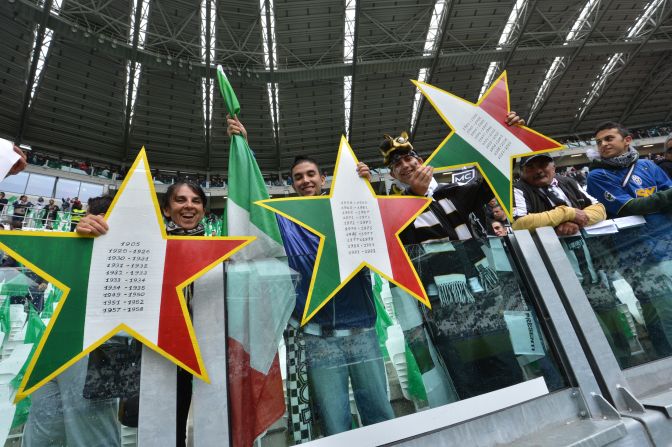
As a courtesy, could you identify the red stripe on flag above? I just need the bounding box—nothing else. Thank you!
[478,74,559,151]
[377,197,427,299]
[158,239,249,375]
[228,338,285,447]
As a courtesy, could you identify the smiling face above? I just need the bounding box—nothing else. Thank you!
[291,161,325,197]
[521,158,556,188]
[162,184,205,230]
[389,153,424,184]
[595,128,632,159]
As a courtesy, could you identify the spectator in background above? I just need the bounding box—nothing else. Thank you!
[70,199,86,232]
[61,198,71,212]
[45,199,60,230]
[491,220,508,237]
[12,195,33,229]
[490,204,512,233]
[655,134,672,179]
[0,192,7,214]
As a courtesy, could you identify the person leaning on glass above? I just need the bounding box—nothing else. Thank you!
[76,181,208,447]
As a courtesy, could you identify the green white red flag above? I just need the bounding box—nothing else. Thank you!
[217,65,294,447]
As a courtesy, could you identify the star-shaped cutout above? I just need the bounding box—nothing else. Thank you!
[0,149,253,401]
[257,137,431,325]
[413,71,564,220]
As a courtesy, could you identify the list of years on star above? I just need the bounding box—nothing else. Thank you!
[462,113,512,160]
[102,241,150,315]
[339,200,376,256]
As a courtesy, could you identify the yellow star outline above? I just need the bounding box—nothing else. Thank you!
[413,71,565,221]
[0,148,254,401]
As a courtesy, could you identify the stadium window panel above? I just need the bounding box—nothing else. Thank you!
[24,173,56,198]
[0,172,29,195]
[78,183,105,203]
[54,178,81,200]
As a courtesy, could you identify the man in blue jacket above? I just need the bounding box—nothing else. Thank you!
[278,155,394,436]
[227,116,393,436]
[587,121,672,353]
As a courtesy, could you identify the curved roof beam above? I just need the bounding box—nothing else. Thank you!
[343,0,361,141]
[409,0,453,139]
[201,0,217,168]
[122,0,150,162]
[618,51,672,123]
[260,0,280,172]
[478,0,538,100]
[571,0,672,131]
[527,0,613,124]
[17,0,63,143]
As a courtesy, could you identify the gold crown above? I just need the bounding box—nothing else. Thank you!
[380,131,414,165]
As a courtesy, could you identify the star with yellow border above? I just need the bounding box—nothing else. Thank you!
[413,71,564,220]
[0,149,254,401]
[257,137,431,325]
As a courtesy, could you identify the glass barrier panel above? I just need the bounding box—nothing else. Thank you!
[238,237,568,446]
[570,216,672,369]
[1,235,569,447]
[0,264,131,447]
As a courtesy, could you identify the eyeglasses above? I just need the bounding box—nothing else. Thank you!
[389,154,417,172]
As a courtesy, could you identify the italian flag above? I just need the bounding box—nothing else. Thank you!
[218,66,294,447]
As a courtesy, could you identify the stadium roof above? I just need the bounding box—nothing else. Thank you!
[1,0,670,175]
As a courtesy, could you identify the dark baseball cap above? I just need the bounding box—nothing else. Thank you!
[520,153,554,167]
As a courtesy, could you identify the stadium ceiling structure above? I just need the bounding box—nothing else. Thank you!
[0,0,671,175]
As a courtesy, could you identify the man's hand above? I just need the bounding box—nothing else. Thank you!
[226,114,247,140]
[572,209,589,227]
[555,221,580,236]
[505,111,525,127]
[407,165,434,196]
[76,214,108,236]
[9,145,27,175]
[356,162,372,181]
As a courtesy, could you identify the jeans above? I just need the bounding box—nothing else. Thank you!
[304,329,394,435]
[23,356,120,447]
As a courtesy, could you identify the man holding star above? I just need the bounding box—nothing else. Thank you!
[227,117,394,436]
[356,111,530,399]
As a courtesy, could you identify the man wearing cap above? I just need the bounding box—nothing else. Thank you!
[587,121,672,353]
[512,153,606,236]
[512,154,637,365]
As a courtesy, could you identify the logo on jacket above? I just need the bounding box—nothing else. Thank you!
[631,175,643,186]
[636,186,656,197]
[604,191,616,202]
